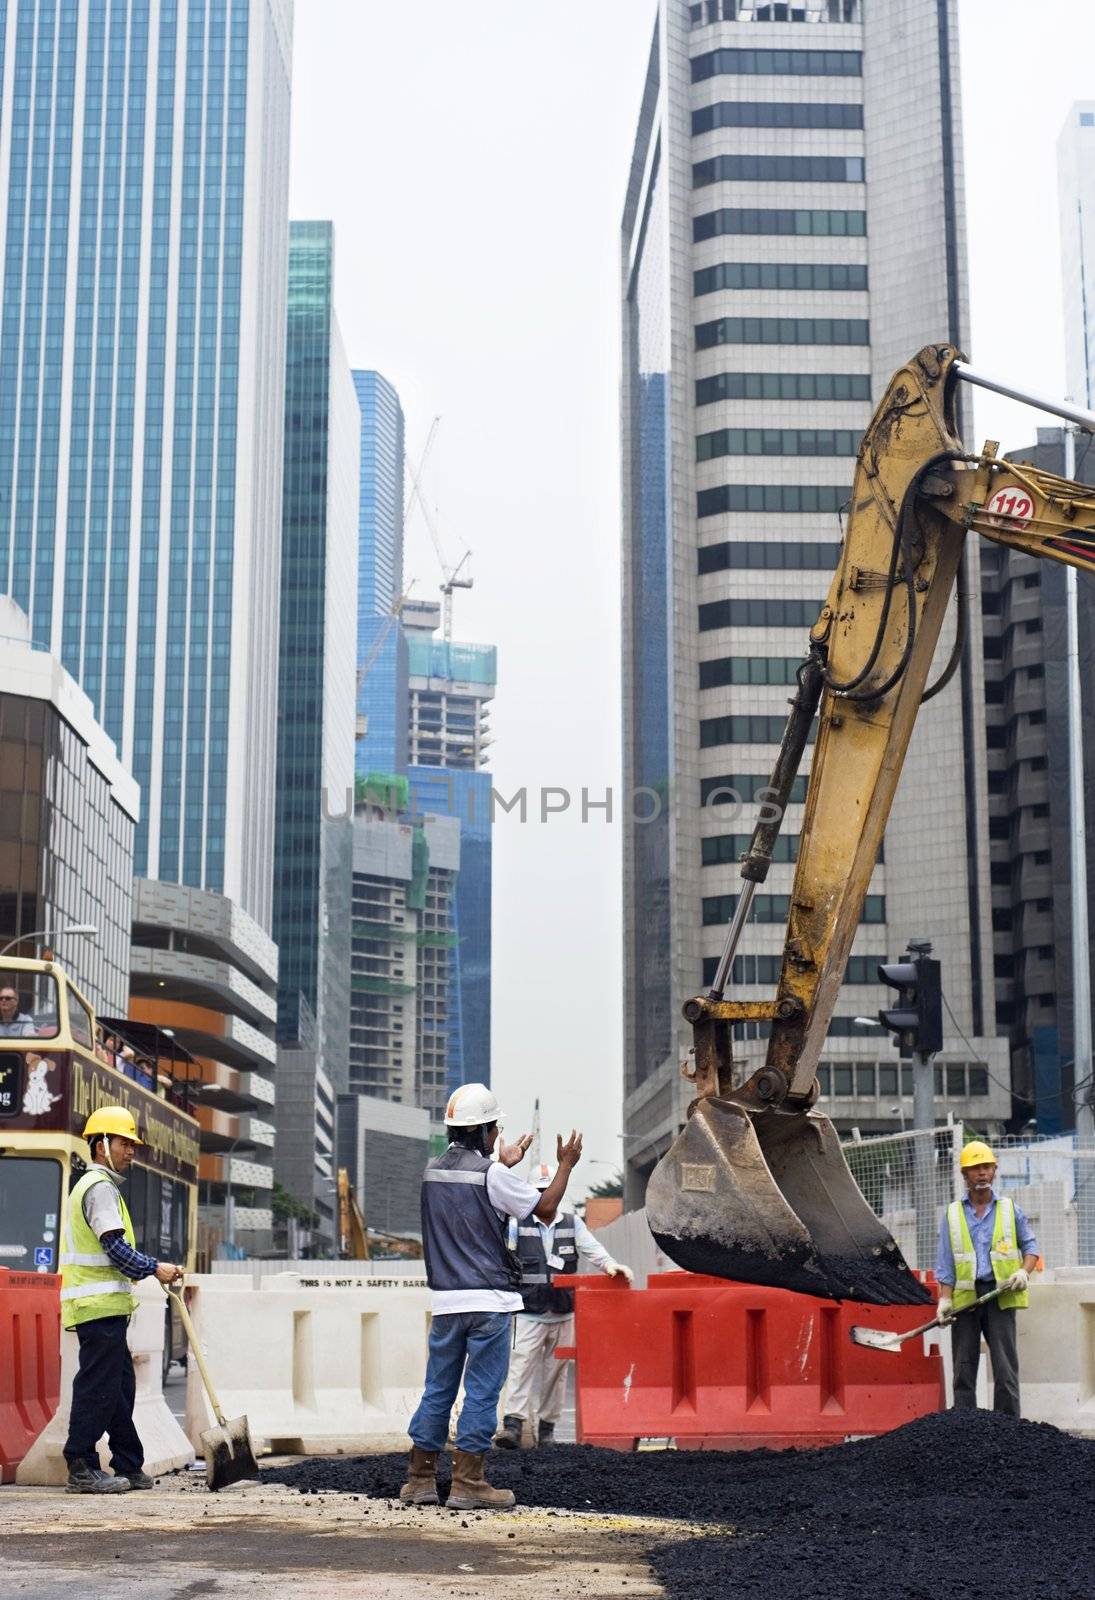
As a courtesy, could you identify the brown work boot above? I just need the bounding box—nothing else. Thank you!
[399,1445,440,1505]
[447,1449,515,1511]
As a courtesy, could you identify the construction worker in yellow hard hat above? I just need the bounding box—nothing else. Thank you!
[400,1083,584,1513]
[60,1106,183,1494]
[934,1138,1039,1416]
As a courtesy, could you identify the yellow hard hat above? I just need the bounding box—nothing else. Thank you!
[960,1139,996,1169]
[83,1106,143,1145]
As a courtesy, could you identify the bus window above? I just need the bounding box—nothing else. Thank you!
[0,1156,63,1272]
[66,991,94,1049]
[0,972,60,1040]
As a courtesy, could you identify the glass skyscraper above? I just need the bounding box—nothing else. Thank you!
[0,0,292,931]
[274,220,358,1092]
[353,369,407,779]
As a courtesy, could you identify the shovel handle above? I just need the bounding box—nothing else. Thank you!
[905,1283,1008,1344]
[162,1281,228,1428]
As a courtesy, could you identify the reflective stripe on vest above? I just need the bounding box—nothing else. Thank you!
[61,1169,139,1329]
[946,1195,1028,1312]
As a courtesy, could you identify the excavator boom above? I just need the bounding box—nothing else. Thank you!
[647,344,1095,1304]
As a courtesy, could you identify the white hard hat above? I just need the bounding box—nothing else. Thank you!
[531,1163,556,1190]
[445,1082,504,1127]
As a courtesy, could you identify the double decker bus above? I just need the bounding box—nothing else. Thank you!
[0,956,200,1281]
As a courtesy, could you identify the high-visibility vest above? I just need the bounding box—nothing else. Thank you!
[60,1168,139,1330]
[946,1195,1028,1311]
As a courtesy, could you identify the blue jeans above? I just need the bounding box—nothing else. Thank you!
[409,1311,512,1454]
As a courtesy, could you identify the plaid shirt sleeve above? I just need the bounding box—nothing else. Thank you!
[100,1230,159,1281]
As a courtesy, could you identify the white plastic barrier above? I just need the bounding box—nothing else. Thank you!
[1018,1276,1095,1436]
[17,1277,195,1484]
[184,1272,433,1454]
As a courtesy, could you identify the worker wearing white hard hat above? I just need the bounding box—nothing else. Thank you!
[401,1083,584,1511]
[496,1163,632,1449]
[934,1139,1039,1415]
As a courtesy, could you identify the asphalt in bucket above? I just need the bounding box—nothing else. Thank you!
[264,1410,1095,1599]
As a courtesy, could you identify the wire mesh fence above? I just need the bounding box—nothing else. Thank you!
[842,1123,1095,1273]
[842,1124,962,1273]
[994,1134,1095,1271]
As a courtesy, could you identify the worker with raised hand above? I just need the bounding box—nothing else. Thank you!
[61,1107,183,1493]
[496,1163,632,1449]
[934,1139,1038,1416]
[401,1082,583,1511]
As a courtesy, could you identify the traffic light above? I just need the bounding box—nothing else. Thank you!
[878,948,943,1056]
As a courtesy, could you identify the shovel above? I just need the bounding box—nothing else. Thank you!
[849,1284,1005,1352]
[163,1282,260,1490]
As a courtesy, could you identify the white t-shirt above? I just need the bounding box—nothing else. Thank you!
[429,1161,541,1316]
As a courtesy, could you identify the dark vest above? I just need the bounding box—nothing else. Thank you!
[514,1212,578,1315]
[421,1144,522,1294]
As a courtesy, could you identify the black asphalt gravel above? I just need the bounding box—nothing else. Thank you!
[264,1411,1095,1599]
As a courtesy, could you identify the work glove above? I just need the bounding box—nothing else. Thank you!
[935,1296,954,1324]
[1005,1268,1030,1292]
[604,1261,634,1285]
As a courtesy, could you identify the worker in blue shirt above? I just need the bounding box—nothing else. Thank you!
[934,1139,1039,1417]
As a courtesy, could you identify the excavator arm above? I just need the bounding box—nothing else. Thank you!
[647,344,1095,1305]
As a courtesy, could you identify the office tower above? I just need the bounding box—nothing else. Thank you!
[274,222,358,1098]
[982,426,1095,1136]
[0,597,136,1013]
[405,601,495,1091]
[128,878,278,1253]
[353,371,408,778]
[348,783,462,1121]
[0,0,293,930]
[620,0,1004,1204]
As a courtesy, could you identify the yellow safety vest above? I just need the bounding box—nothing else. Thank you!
[60,1168,140,1330]
[946,1194,1028,1312]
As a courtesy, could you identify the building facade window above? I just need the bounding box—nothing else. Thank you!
[697,427,859,461]
[700,711,817,746]
[691,47,862,82]
[699,654,806,688]
[696,370,870,405]
[699,539,843,573]
[699,597,824,633]
[700,773,809,807]
[694,154,864,188]
[703,891,883,925]
[699,483,848,517]
[702,832,800,865]
[697,315,870,349]
[693,100,864,134]
[695,261,868,296]
[695,207,867,241]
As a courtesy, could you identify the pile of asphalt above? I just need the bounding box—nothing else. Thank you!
[265,1410,1095,1598]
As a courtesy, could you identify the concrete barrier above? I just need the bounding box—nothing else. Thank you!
[183,1272,432,1454]
[1018,1276,1095,1435]
[17,1278,195,1484]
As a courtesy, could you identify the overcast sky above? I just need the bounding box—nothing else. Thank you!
[288,0,1095,1194]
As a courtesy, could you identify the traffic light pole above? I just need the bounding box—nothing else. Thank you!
[912,1046,937,1271]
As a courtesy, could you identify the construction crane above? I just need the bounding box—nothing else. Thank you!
[338,1168,370,1260]
[404,416,473,645]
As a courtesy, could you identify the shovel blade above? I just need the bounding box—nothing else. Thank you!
[646,1096,931,1306]
[848,1325,906,1352]
[200,1415,261,1491]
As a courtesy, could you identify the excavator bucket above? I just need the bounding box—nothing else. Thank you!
[646,1097,932,1306]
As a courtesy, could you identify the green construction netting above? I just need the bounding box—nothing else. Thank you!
[355,771,410,813]
[408,826,430,911]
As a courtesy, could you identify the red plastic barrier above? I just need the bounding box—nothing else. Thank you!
[0,1268,61,1482]
[557,1271,943,1451]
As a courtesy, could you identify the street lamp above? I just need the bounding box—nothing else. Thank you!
[0,923,98,958]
